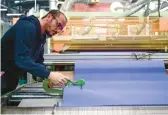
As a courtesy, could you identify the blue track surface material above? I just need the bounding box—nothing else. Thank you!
[62,60,168,107]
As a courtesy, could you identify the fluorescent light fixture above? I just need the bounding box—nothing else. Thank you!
[14,1,20,4]
[0,9,7,11]
[6,13,22,16]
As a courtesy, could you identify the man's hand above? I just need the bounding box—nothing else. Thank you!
[48,72,68,87]
[48,80,55,88]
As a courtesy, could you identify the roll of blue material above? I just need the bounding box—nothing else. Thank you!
[74,60,167,81]
[62,60,168,107]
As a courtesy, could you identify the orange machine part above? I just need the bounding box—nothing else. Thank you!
[159,18,168,31]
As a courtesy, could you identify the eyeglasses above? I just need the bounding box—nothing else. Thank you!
[52,15,64,32]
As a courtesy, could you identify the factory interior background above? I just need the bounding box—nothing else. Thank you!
[1,0,168,114]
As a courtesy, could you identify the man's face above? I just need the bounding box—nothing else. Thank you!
[45,14,67,37]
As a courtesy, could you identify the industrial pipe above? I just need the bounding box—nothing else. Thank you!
[150,1,168,14]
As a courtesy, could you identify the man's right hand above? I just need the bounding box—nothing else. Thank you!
[48,72,68,87]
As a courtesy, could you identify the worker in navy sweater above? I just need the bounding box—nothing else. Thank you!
[1,10,68,94]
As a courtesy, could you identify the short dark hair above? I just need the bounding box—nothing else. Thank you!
[42,9,67,22]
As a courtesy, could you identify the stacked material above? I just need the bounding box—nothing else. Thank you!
[62,60,168,106]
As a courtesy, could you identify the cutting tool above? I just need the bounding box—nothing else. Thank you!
[65,78,85,89]
[43,79,85,95]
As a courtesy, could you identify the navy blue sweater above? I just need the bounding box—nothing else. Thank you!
[1,15,50,78]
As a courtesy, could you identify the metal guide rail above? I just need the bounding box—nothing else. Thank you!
[2,106,168,115]
[1,82,62,107]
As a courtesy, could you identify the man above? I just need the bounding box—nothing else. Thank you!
[1,10,68,94]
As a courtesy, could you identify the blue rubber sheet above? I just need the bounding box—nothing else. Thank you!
[62,60,168,107]
[63,81,168,106]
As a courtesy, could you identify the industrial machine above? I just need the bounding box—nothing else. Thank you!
[1,0,168,114]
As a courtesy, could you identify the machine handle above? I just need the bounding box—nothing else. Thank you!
[43,79,85,94]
